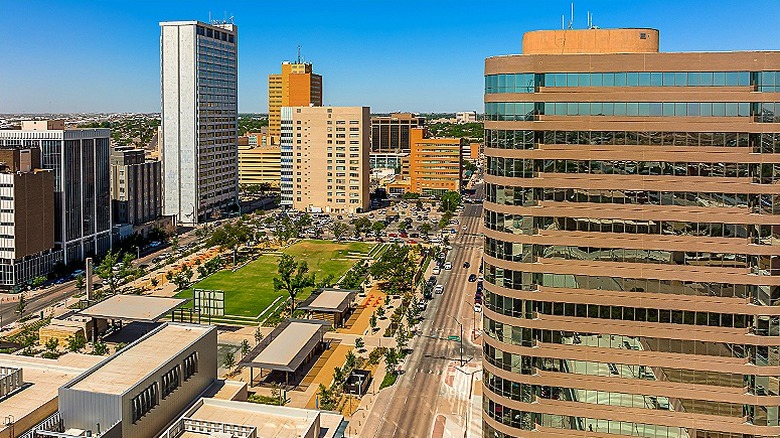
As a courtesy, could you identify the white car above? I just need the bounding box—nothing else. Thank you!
[444,262,452,270]
[434,284,444,294]
[432,266,441,275]
[474,303,482,313]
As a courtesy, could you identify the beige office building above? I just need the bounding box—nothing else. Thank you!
[238,137,281,188]
[281,106,370,213]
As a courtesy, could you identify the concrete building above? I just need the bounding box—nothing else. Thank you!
[237,138,281,189]
[482,28,780,437]
[281,106,370,213]
[268,61,323,144]
[388,128,462,196]
[0,147,57,289]
[160,21,238,226]
[110,147,162,229]
[0,121,111,265]
[368,151,408,171]
[58,323,217,438]
[456,111,477,123]
[370,112,425,153]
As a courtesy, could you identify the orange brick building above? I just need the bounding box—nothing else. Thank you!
[268,62,323,144]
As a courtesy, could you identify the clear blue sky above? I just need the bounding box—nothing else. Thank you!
[1,0,778,114]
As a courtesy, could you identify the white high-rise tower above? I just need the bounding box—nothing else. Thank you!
[160,20,238,225]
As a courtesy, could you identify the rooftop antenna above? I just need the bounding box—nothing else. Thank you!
[561,14,565,30]
[568,2,574,29]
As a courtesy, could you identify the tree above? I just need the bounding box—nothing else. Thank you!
[223,351,236,371]
[75,274,85,295]
[67,331,86,353]
[150,277,159,287]
[31,275,46,288]
[415,200,423,210]
[370,245,416,295]
[331,221,350,241]
[170,234,180,254]
[401,192,420,200]
[369,312,378,331]
[384,347,400,374]
[420,223,432,236]
[254,326,264,346]
[274,216,298,245]
[332,366,345,386]
[344,350,357,370]
[377,306,385,318]
[371,221,386,238]
[15,293,27,319]
[95,251,122,295]
[353,217,372,237]
[172,267,194,291]
[241,339,251,357]
[440,191,462,213]
[92,341,109,355]
[395,324,408,352]
[355,337,365,350]
[208,220,251,267]
[293,213,313,236]
[316,273,336,290]
[44,337,59,355]
[273,254,316,315]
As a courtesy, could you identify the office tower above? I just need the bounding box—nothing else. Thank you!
[238,138,281,189]
[0,121,111,266]
[280,106,370,213]
[268,61,323,144]
[0,148,57,289]
[160,20,238,225]
[370,113,425,154]
[483,28,780,437]
[407,128,462,196]
[110,147,162,228]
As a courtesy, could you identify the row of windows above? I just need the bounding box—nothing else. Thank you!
[131,382,158,424]
[482,402,771,437]
[196,25,235,44]
[481,263,778,304]
[161,365,181,399]
[487,157,780,180]
[484,130,780,149]
[485,184,780,214]
[485,237,769,269]
[484,71,760,93]
[483,211,776,242]
[483,370,745,418]
[483,291,758,331]
[484,102,772,120]
[483,318,779,365]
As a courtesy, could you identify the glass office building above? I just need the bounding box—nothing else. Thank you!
[483,28,780,438]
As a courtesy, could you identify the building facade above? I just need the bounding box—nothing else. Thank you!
[160,20,238,226]
[281,106,370,213]
[370,113,425,154]
[456,111,477,123]
[0,148,58,289]
[0,122,111,266]
[110,147,162,227]
[408,128,462,196]
[483,28,780,438]
[238,139,281,188]
[268,61,323,144]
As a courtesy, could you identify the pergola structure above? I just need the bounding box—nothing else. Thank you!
[240,319,331,388]
[297,288,358,328]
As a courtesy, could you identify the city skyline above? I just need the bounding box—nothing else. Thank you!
[1,0,779,114]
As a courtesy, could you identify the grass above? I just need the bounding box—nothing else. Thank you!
[379,372,398,390]
[177,240,373,317]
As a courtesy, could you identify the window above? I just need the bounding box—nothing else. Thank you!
[640,32,647,39]
[161,365,180,399]
[183,352,198,380]
[131,382,159,423]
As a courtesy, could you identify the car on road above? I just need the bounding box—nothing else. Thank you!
[474,303,482,313]
[443,261,452,270]
[434,284,444,294]
[149,241,162,248]
[468,273,477,282]
[463,261,470,268]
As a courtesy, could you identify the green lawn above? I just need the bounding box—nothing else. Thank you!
[177,240,373,317]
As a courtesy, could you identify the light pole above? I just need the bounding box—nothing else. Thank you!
[447,314,464,366]
[464,300,476,340]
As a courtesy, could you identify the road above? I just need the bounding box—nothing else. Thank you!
[364,194,483,437]
[0,231,201,328]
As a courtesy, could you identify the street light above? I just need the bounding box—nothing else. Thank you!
[447,314,464,366]
[464,300,476,340]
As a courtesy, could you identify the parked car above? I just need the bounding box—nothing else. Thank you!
[434,284,444,294]
[463,261,470,268]
[474,303,482,313]
[468,273,477,282]
[444,261,452,270]
[432,266,441,275]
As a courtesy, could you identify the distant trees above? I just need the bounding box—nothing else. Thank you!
[15,293,27,319]
[331,221,350,241]
[371,221,386,238]
[208,220,251,267]
[440,191,462,213]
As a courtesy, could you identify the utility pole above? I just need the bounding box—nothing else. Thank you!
[448,314,464,366]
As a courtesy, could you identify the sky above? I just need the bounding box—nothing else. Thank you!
[1,0,779,114]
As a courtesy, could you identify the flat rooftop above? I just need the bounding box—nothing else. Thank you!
[70,323,212,395]
[0,354,103,434]
[299,289,357,313]
[78,294,187,322]
[246,320,329,372]
[178,399,321,438]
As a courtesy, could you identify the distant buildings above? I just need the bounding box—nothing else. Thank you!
[160,21,238,225]
[483,27,780,437]
[370,112,425,154]
[388,128,462,196]
[109,146,166,238]
[455,111,477,123]
[281,106,370,213]
[268,61,323,145]
[0,147,57,289]
[0,120,112,266]
[238,129,281,189]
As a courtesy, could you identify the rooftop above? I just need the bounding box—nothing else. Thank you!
[78,294,187,322]
[70,323,212,395]
[243,320,329,372]
[0,354,103,435]
[299,289,357,313]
